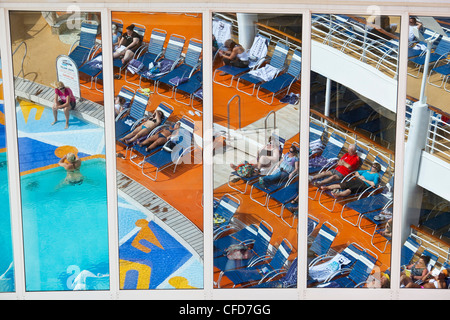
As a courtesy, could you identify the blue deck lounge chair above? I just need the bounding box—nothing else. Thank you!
[308,242,364,285]
[124,28,167,85]
[217,239,293,288]
[213,34,269,88]
[141,116,196,181]
[307,222,339,265]
[428,61,450,92]
[400,235,421,267]
[155,38,202,98]
[135,34,186,90]
[309,132,346,175]
[338,103,377,127]
[68,21,99,68]
[214,220,274,273]
[236,41,289,96]
[409,36,450,78]
[78,49,103,89]
[317,249,378,288]
[420,211,450,236]
[174,67,203,107]
[113,23,146,76]
[266,182,298,218]
[121,102,174,161]
[256,49,302,105]
[213,223,259,256]
[309,122,325,143]
[213,194,241,238]
[340,189,393,227]
[252,257,298,288]
[114,91,149,139]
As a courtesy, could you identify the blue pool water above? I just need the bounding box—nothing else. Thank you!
[0,153,14,292]
[21,158,109,291]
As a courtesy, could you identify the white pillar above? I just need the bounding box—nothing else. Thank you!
[236,13,258,49]
[324,78,331,118]
[402,101,431,243]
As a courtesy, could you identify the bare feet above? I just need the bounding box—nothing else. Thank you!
[51,120,57,125]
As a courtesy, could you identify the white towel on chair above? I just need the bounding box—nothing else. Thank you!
[248,64,278,82]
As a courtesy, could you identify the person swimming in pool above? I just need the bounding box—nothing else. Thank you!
[58,152,83,185]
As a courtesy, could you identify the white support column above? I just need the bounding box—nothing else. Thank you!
[324,77,331,118]
[402,101,431,243]
[236,13,258,50]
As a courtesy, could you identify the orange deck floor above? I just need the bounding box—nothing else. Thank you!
[78,12,391,288]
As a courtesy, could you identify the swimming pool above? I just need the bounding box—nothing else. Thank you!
[21,158,109,291]
[0,152,14,292]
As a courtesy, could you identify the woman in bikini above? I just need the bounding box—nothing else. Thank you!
[138,121,181,152]
[122,110,164,144]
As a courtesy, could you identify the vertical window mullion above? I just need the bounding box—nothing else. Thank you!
[0,8,26,299]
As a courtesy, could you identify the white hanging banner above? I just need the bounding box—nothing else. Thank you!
[56,55,81,99]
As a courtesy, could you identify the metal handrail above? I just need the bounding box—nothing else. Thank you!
[264,110,277,143]
[12,41,27,79]
[227,94,241,138]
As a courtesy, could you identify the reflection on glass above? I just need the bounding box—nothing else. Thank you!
[10,11,109,291]
[212,12,302,288]
[0,53,15,293]
[112,12,204,290]
[401,15,450,289]
[308,14,399,288]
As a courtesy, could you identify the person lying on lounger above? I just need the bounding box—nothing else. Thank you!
[258,145,299,189]
[319,162,382,198]
[309,144,360,187]
[137,121,181,152]
[121,110,164,144]
[230,135,281,176]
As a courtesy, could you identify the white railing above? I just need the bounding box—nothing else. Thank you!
[427,111,450,158]
[312,14,399,78]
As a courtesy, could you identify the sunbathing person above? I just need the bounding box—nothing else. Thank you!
[230,136,281,176]
[258,145,299,189]
[137,122,181,152]
[121,110,164,144]
[319,162,382,198]
[309,144,360,187]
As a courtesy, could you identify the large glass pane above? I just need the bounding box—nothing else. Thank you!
[10,11,109,291]
[400,15,450,289]
[112,12,204,290]
[212,12,302,288]
[308,14,399,288]
[0,52,15,293]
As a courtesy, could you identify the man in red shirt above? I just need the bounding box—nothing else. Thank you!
[309,144,360,187]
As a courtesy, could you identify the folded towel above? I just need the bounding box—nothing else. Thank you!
[169,76,189,86]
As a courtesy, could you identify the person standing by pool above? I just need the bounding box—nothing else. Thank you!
[52,81,76,129]
[58,152,83,185]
